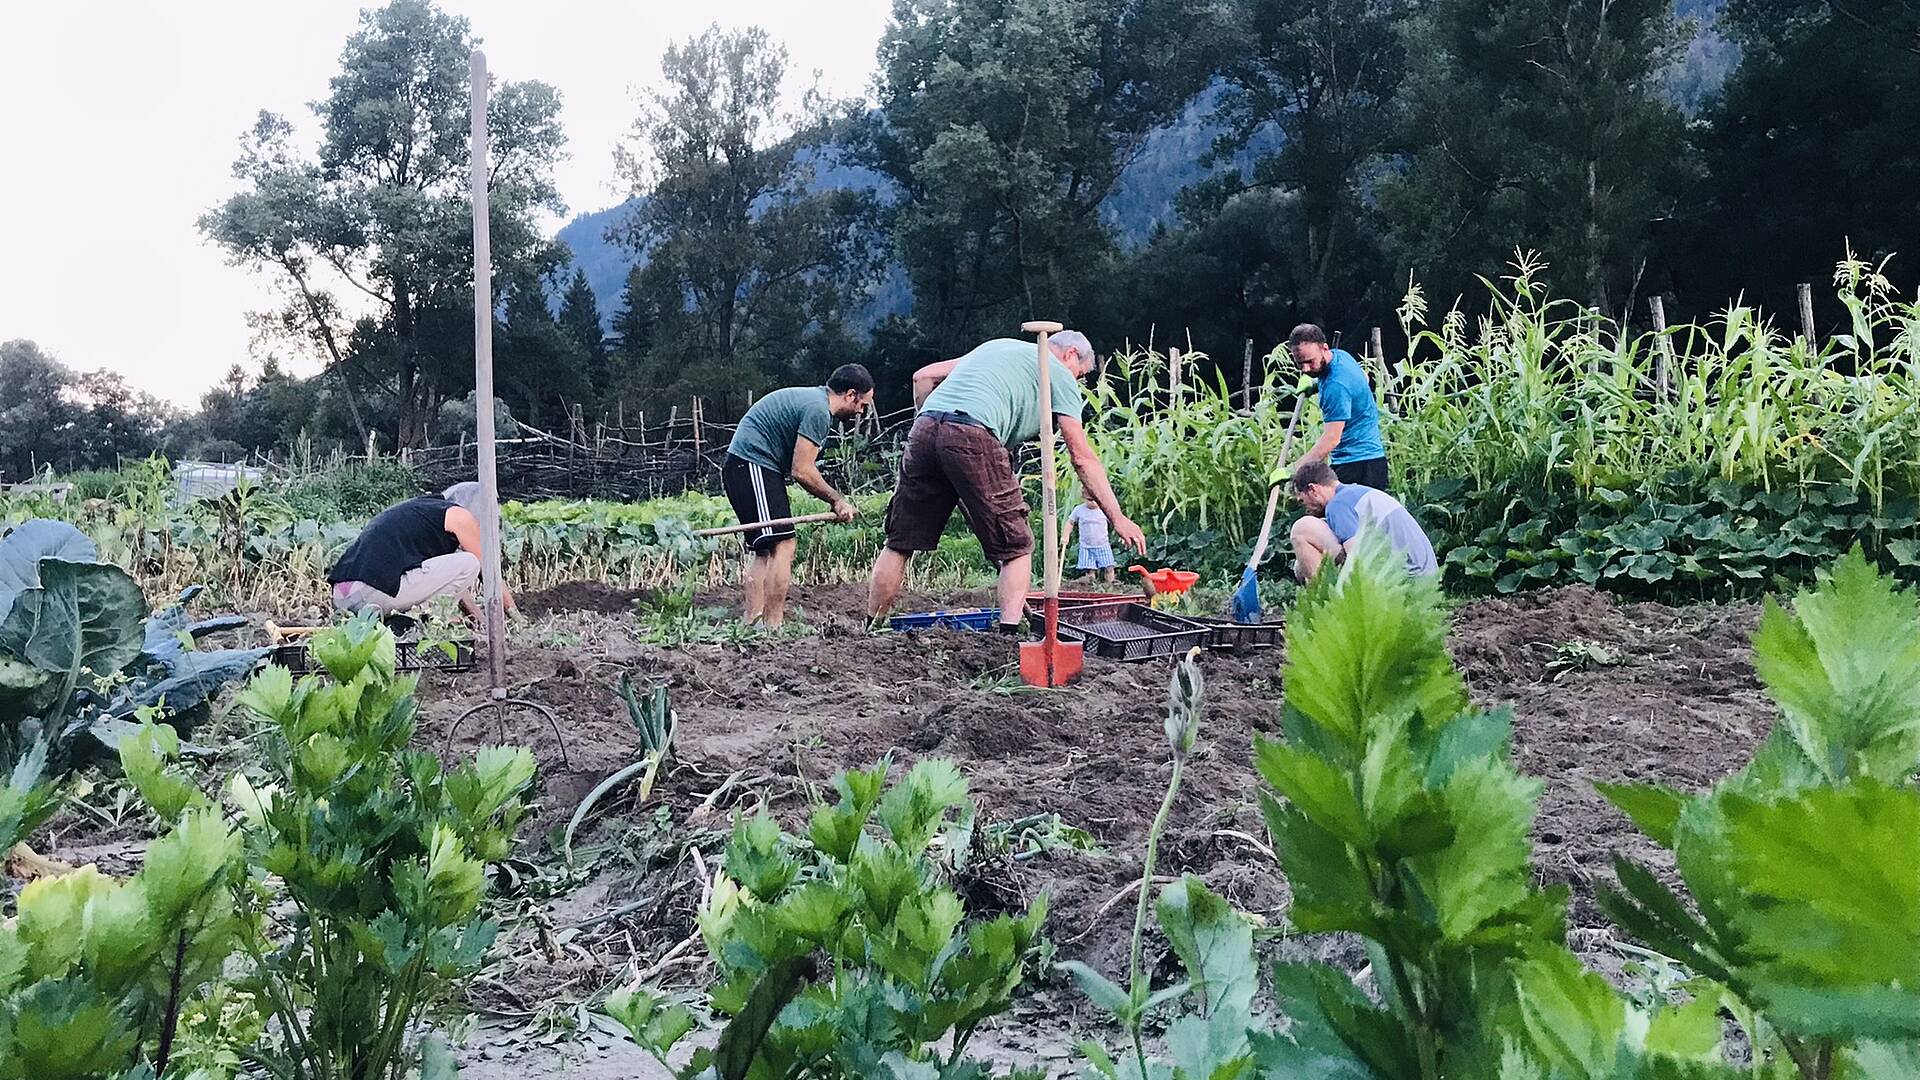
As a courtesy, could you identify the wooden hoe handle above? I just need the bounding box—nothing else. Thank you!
[694,510,840,538]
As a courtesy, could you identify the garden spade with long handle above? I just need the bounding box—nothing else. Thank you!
[1020,320,1085,688]
[1232,387,1310,623]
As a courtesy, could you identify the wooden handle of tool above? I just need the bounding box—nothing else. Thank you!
[265,620,324,644]
[694,510,839,538]
[1033,323,1063,605]
[1245,392,1311,571]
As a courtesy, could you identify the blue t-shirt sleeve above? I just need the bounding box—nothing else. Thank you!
[1318,375,1354,423]
[1325,491,1360,543]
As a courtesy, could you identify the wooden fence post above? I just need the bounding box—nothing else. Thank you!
[692,397,704,458]
[1369,326,1388,408]
[1168,347,1183,409]
[467,49,507,692]
[1649,296,1673,400]
[1240,338,1253,412]
[1797,283,1817,347]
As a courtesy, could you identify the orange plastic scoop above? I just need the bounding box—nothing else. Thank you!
[1128,566,1200,596]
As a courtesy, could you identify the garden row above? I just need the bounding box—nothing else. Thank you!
[10,257,1918,611]
[605,540,1920,1079]
[13,534,1913,1078]
[1090,256,1920,594]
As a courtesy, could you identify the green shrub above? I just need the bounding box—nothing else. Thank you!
[0,808,246,1079]
[605,757,1049,1079]
[228,619,535,1080]
[1595,547,1920,1077]
[279,459,427,522]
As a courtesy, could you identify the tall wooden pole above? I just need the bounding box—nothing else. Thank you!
[470,51,508,695]
[1796,283,1817,347]
[1649,296,1672,400]
[1240,338,1253,412]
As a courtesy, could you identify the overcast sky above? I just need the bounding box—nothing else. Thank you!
[0,0,891,406]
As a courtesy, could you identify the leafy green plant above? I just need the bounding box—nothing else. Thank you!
[279,458,427,521]
[1060,650,1206,1075]
[0,522,262,851]
[1113,536,1731,1079]
[1067,649,1287,1080]
[1595,547,1920,1077]
[563,677,678,866]
[0,807,247,1079]
[603,757,1049,1079]
[227,618,535,1080]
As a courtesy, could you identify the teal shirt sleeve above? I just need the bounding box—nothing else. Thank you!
[797,399,831,448]
[1049,360,1084,418]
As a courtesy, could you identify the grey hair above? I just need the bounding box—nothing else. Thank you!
[1048,329,1095,367]
[441,481,491,520]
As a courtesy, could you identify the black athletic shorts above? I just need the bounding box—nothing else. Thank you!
[721,454,794,554]
[1333,456,1390,491]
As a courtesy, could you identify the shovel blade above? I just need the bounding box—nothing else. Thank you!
[1019,638,1085,687]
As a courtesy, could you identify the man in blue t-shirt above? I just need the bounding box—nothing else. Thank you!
[1289,323,1388,491]
[1287,460,1437,580]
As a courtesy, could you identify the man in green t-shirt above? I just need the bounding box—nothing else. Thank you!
[868,331,1146,633]
[724,364,875,627]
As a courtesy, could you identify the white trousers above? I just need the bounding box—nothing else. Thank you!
[332,551,480,615]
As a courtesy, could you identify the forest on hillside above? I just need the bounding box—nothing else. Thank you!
[6,0,1915,472]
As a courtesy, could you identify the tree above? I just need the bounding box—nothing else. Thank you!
[0,341,168,478]
[1379,0,1694,314]
[556,267,610,394]
[0,341,81,479]
[1203,0,1412,327]
[608,265,657,362]
[860,0,1222,355]
[495,267,588,429]
[611,24,883,416]
[201,0,568,447]
[1682,0,1920,317]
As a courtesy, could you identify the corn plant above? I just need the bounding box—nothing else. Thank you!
[1391,252,1920,505]
[226,619,536,1080]
[1594,547,1920,1078]
[603,757,1049,1079]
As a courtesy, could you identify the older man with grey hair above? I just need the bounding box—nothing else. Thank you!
[327,481,516,619]
[869,329,1147,633]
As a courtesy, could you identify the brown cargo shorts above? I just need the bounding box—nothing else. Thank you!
[884,415,1033,564]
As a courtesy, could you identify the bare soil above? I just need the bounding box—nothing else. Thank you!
[391,580,1777,1072]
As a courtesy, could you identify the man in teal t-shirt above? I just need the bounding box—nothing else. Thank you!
[722,364,874,628]
[1288,323,1388,491]
[868,330,1147,634]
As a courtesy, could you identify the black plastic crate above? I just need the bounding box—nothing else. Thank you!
[1056,602,1210,662]
[1196,619,1284,651]
[270,639,476,675]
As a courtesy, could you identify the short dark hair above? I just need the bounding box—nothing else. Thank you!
[1290,459,1337,493]
[827,364,874,394]
[1289,324,1328,350]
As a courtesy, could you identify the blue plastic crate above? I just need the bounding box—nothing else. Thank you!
[889,607,1001,632]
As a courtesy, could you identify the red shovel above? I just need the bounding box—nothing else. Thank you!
[1019,320,1085,688]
